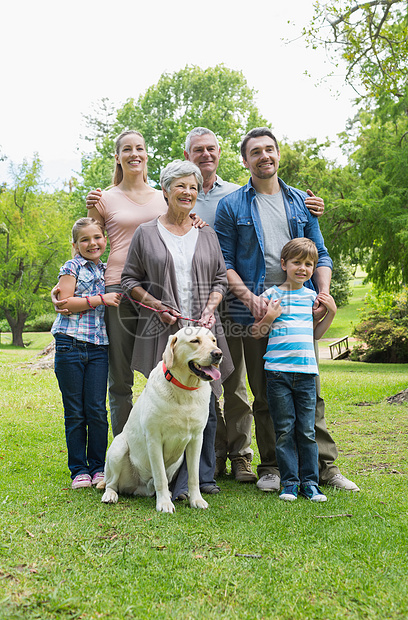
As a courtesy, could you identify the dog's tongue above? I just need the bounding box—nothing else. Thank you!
[202,365,221,381]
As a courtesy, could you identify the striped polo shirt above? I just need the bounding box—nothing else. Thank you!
[262,285,318,375]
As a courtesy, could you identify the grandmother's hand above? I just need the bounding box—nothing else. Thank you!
[199,307,216,329]
[158,306,180,325]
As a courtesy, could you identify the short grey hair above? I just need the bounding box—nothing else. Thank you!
[160,160,203,197]
[185,127,220,153]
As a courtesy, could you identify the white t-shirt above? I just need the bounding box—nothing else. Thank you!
[157,220,199,321]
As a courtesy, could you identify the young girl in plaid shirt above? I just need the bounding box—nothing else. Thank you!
[51,218,121,489]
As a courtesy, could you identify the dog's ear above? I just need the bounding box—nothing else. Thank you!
[163,334,177,369]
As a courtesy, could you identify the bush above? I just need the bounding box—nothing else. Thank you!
[24,313,55,332]
[350,288,408,363]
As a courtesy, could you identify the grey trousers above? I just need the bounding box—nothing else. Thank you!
[215,329,254,461]
[105,285,139,437]
[217,328,340,482]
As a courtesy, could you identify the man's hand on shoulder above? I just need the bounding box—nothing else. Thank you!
[86,188,103,210]
[305,189,324,218]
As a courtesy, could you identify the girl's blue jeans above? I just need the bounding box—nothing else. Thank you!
[265,370,319,488]
[54,333,109,479]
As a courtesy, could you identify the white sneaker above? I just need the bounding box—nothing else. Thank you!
[256,473,280,492]
[327,473,360,492]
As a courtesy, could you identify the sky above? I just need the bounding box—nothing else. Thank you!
[1,0,357,188]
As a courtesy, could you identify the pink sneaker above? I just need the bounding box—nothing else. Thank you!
[92,472,104,486]
[72,474,92,489]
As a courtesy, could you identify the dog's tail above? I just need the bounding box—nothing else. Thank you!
[96,480,106,490]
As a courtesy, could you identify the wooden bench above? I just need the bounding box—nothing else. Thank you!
[329,336,350,360]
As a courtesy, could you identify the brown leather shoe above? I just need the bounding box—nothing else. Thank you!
[231,457,257,483]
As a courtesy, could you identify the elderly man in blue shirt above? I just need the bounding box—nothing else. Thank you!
[215,127,359,493]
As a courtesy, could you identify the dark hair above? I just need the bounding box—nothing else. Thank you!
[280,238,318,269]
[113,130,148,185]
[240,127,279,160]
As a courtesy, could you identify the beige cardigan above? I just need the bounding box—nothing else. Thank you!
[121,218,233,396]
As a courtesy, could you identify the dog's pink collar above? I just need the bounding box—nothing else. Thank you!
[162,362,200,391]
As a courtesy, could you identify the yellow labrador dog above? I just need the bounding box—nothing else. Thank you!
[99,327,222,513]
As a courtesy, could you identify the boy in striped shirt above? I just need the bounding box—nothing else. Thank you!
[251,238,337,502]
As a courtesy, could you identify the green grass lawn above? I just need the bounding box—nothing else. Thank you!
[1,332,408,619]
[325,271,371,340]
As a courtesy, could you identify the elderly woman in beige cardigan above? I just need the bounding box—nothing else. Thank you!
[121,160,233,500]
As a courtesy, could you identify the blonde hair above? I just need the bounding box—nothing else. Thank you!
[113,130,148,185]
[280,238,318,269]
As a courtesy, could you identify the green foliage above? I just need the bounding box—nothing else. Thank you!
[304,0,408,101]
[0,156,72,345]
[330,259,353,307]
[24,312,55,332]
[279,138,334,190]
[324,275,371,340]
[351,287,408,362]
[303,2,408,292]
[78,64,269,192]
[318,102,408,291]
[345,97,408,289]
[277,139,363,287]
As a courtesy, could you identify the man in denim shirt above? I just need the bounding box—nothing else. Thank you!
[215,127,359,493]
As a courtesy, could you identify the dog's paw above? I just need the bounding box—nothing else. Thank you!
[96,480,106,490]
[156,499,176,513]
[190,496,209,510]
[101,488,118,504]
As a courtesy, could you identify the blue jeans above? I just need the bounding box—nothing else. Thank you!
[265,370,318,487]
[54,333,109,479]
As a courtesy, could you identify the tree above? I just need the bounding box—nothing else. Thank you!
[302,1,408,291]
[78,65,269,194]
[0,156,72,345]
[304,0,408,101]
[278,138,356,304]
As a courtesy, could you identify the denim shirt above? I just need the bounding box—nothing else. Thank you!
[214,177,333,325]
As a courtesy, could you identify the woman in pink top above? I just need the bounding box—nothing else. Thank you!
[55,130,201,437]
[85,131,167,436]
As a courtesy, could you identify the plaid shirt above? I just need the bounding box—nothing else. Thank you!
[51,255,109,345]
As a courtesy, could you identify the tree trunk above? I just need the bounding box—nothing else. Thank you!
[4,310,28,347]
